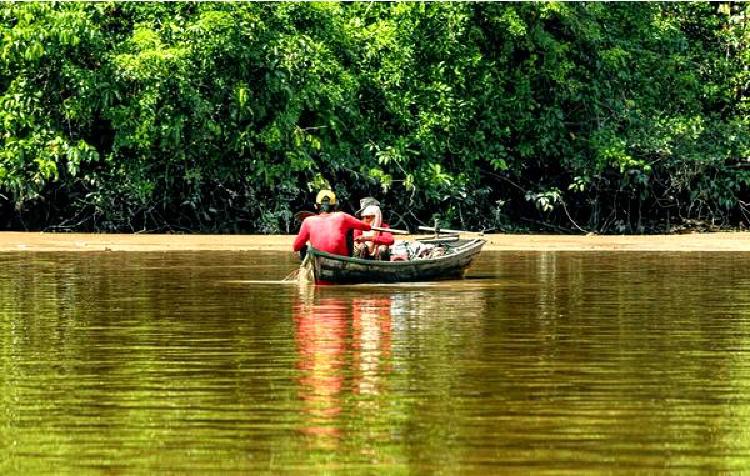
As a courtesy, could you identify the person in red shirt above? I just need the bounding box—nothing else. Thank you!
[293,189,371,257]
[353,203,394,260]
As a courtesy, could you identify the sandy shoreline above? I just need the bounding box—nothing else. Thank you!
[0,231,749,252]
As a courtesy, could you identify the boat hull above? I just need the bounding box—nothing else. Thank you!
[308,239,485,284]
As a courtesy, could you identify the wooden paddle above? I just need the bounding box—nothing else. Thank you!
[417,225,485,236]
[418,236,460,244]
[371,225,409,235]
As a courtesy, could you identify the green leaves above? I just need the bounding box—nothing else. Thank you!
[0,2,747,232]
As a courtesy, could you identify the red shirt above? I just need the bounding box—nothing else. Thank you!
[293,212,371,256]
[353,223,395,246]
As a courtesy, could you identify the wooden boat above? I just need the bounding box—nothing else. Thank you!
[303,238,485,284]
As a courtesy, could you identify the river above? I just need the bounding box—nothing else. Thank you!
[2,251,749,472]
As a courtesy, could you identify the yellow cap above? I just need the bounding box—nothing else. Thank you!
[315,189,336,205]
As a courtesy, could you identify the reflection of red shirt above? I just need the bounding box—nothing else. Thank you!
[293,212,371,256]
[294,298,348,435]
[353,223,394,246]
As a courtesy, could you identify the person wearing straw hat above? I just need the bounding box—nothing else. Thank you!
[353,202,394,260]
[293,189,371,258]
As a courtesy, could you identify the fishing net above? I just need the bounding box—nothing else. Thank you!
[282,268,299,281]
[283,253,314,284]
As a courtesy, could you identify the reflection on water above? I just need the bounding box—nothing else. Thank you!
[294,291,394,445]
[295,293,350,441]
[2,251,750,472]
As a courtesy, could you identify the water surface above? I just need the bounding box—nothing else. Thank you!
[2,251,750,473]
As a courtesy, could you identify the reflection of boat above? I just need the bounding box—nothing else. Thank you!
[306,239,485,284]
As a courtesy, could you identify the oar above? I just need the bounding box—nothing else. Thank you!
[417,225,485,236]
[418,236,460,244]
[371,225,409,235]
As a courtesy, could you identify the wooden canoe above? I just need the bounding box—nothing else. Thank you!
[306,238,485,284]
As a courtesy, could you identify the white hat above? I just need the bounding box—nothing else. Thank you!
[361,205,380,217]
[361,204,382,228]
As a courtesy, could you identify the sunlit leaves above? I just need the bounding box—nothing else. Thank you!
[0,2,748,232]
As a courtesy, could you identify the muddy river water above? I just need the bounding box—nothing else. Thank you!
[2,250,750,472]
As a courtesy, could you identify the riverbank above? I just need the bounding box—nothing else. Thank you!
[0,231,749,252]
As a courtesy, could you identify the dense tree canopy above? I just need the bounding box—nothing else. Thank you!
[0,2,748,233]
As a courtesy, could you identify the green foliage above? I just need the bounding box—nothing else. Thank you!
[0,2,748,232]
